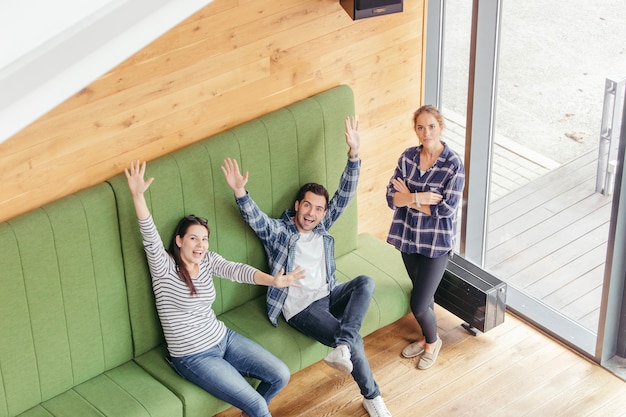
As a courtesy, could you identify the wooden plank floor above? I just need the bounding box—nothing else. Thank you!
[486,149,612,330]
[444,113,612,332]
[215,310,626,416]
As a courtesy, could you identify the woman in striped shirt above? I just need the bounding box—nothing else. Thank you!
[386,105,465,371]
[125,160,304,417]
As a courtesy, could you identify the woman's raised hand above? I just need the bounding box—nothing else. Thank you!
[125,160,154,196]
[124,160,153,220]
[273,266,305,288]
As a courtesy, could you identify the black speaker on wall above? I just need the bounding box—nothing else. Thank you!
[340,0,403,20]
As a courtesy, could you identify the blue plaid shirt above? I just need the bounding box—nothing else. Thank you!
[386,142,465,258]
[236,159,360,326]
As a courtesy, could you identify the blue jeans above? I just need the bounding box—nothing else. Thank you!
[170,328,290,417]
[287,275,380,399]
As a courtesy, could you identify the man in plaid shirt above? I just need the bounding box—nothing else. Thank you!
[222,117,392,417]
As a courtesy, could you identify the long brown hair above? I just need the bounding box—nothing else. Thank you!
[167,215,210,296]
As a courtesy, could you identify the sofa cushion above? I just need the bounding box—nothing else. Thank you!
[0,185,130,414]
[134,346,231,417]
[337,233,412,334]
[17,362,181,417]
[220,298,331,372]
[0,184,181,417]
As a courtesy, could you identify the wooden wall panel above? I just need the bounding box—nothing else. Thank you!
[0,0,425,241]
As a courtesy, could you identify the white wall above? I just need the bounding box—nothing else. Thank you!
[0,0,212,144]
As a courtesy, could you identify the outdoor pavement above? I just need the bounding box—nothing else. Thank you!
[441,0,626,166]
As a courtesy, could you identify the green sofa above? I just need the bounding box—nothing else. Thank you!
[0,85,411,417]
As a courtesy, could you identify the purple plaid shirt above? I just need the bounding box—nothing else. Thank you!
[386,142,465,258]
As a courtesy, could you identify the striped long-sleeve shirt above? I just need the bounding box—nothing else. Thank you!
[386,142,465,258]
[138,216,257,357]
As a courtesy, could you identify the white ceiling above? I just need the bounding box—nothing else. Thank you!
[0,0,212,144]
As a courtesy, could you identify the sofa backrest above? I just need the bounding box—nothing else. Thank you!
[0,184,132,417]
[108,84,357,357]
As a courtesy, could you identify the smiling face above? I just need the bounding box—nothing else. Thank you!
[175,224,209,270]
[294,191,327,233]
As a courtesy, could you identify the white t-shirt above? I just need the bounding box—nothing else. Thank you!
[282,232,329,320]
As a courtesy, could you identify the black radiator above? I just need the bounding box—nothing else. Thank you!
[435,254,507,335]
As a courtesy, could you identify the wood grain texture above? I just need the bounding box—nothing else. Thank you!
[0,0,424,243]
[214,311,626,417]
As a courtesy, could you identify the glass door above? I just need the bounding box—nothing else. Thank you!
[487,0,626,354]
[430,0,626,358]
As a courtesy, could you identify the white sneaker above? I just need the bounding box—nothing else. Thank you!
[323,344,353,373]
[363,395,392,417]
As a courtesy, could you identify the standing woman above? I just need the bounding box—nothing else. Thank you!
[385,105,465,370]
[125,160,304,417]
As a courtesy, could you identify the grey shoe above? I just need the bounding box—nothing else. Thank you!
[324,344,353,373]
[401,341,425,358]
[417,337,442,370]
[363,395,392,417]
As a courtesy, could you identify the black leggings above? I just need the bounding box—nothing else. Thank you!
[401,252,449,344]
